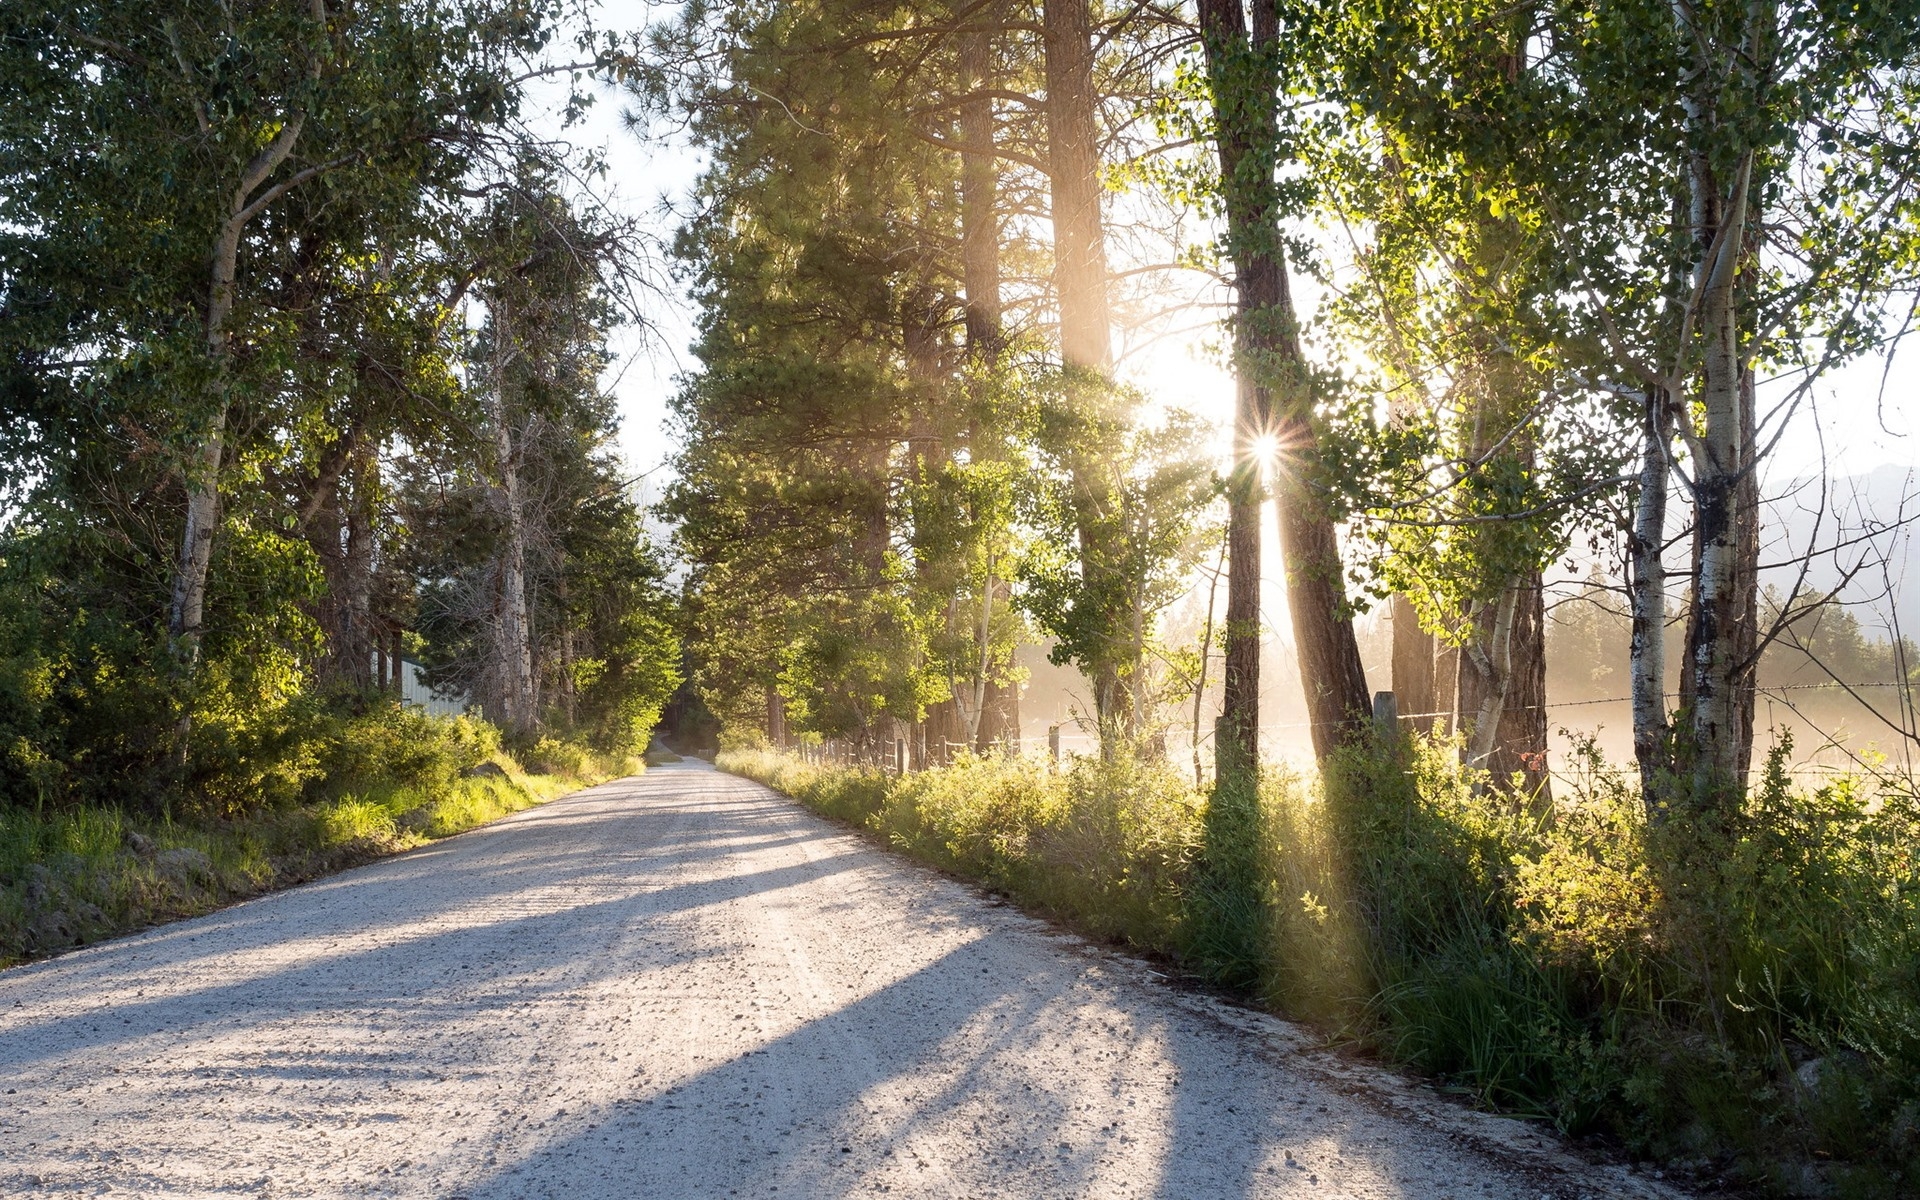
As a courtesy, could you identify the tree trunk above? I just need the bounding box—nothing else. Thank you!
[964,564,994,749]
[300,424,373,690]
[1194,540,1225,785]
[337,439,380,690]
[766,684,786,748]
[1453,573,1549,795]
[166,31,319,774]
[1458,587,1514,770]
[959,22,1021,756]
[168,123,308,663]
[1391,596,1443,733]
[1629,388,1672,813]
[1216,362,1265,772]
[1198,0,1278,781]
[959,21,1002,357]
[979,669,1021,753]
[923,698,959,766]
[1041,0,1111,383]
[1457,577,1548,794]
[1274,465,1372,758]
[1194,0,1368,760]
[1042,0,1134,747]
[1450,205,1550,793]
[167,206,252,768]
[857,438,892,584]
[556,563,577,727]
[1435,642,1461,735]
[1669,0,1768,803]
[1679,150,1758,799]
[1480,585,1547,795]
[485,305,537,740]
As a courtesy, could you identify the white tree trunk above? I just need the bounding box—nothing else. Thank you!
[1463,586,1519,774]
[1684,154,1756,794]
[167,107,310,770]
[964,563,994,750]
[168,113,308,657]
[1629,389,1671,813]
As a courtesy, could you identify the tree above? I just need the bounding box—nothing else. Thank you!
[1191,0,1373,766]
[1041,0,1140,744]
[1196,0,1278,778]
[400,176,676,746]
[658,0,967,756]
[651,0,1220,758]
[0,0,671,807]
[1550,0,1920,807]
[0,0,582,772]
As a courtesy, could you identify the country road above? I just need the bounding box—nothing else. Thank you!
[0,762,1681,1199]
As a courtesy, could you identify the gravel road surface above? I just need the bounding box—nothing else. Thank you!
[0,762,1682,1199]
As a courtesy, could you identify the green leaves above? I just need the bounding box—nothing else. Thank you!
[0,0,673,800]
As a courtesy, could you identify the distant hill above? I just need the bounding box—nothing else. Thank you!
[1761,462,1919,641]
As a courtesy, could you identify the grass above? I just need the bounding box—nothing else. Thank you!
[721,736,1920,1198]
[0,706,635,968]
[721,747,1200,953]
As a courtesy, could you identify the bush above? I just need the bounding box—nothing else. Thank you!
[309,705,500,801]
[0,701,625,967]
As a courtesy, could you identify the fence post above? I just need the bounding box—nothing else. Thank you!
[1372,691,1399,737]
[1048,724,1061,771]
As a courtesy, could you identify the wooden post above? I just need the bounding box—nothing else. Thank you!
[1048,724,1062,771]
[1372,690,1399,737]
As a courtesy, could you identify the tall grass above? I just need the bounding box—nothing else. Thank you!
[721,737,1920,1196]
[0,703,634,967]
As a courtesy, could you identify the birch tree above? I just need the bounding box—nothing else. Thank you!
[1557,0,1920,807]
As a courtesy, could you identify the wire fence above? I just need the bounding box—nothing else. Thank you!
[787,680,1915,788]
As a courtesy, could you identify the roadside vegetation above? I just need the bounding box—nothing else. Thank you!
[0,705,635,967]
[726,741,1920,1196]
[664,0,1918,1192]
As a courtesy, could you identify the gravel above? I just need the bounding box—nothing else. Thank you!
[0,761,1685,1199]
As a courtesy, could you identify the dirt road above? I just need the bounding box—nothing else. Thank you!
[0,762,1678,1199]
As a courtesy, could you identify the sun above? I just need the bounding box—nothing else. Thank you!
[1249,432,1280,469]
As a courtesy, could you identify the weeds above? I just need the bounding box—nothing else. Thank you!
[723,748,1202,952]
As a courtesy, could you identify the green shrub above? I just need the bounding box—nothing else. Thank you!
[520,735,592,778]
[722,747,891,825]
[1031,755,1201,948]
[308,705,499,803]
[0,706,622,967]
